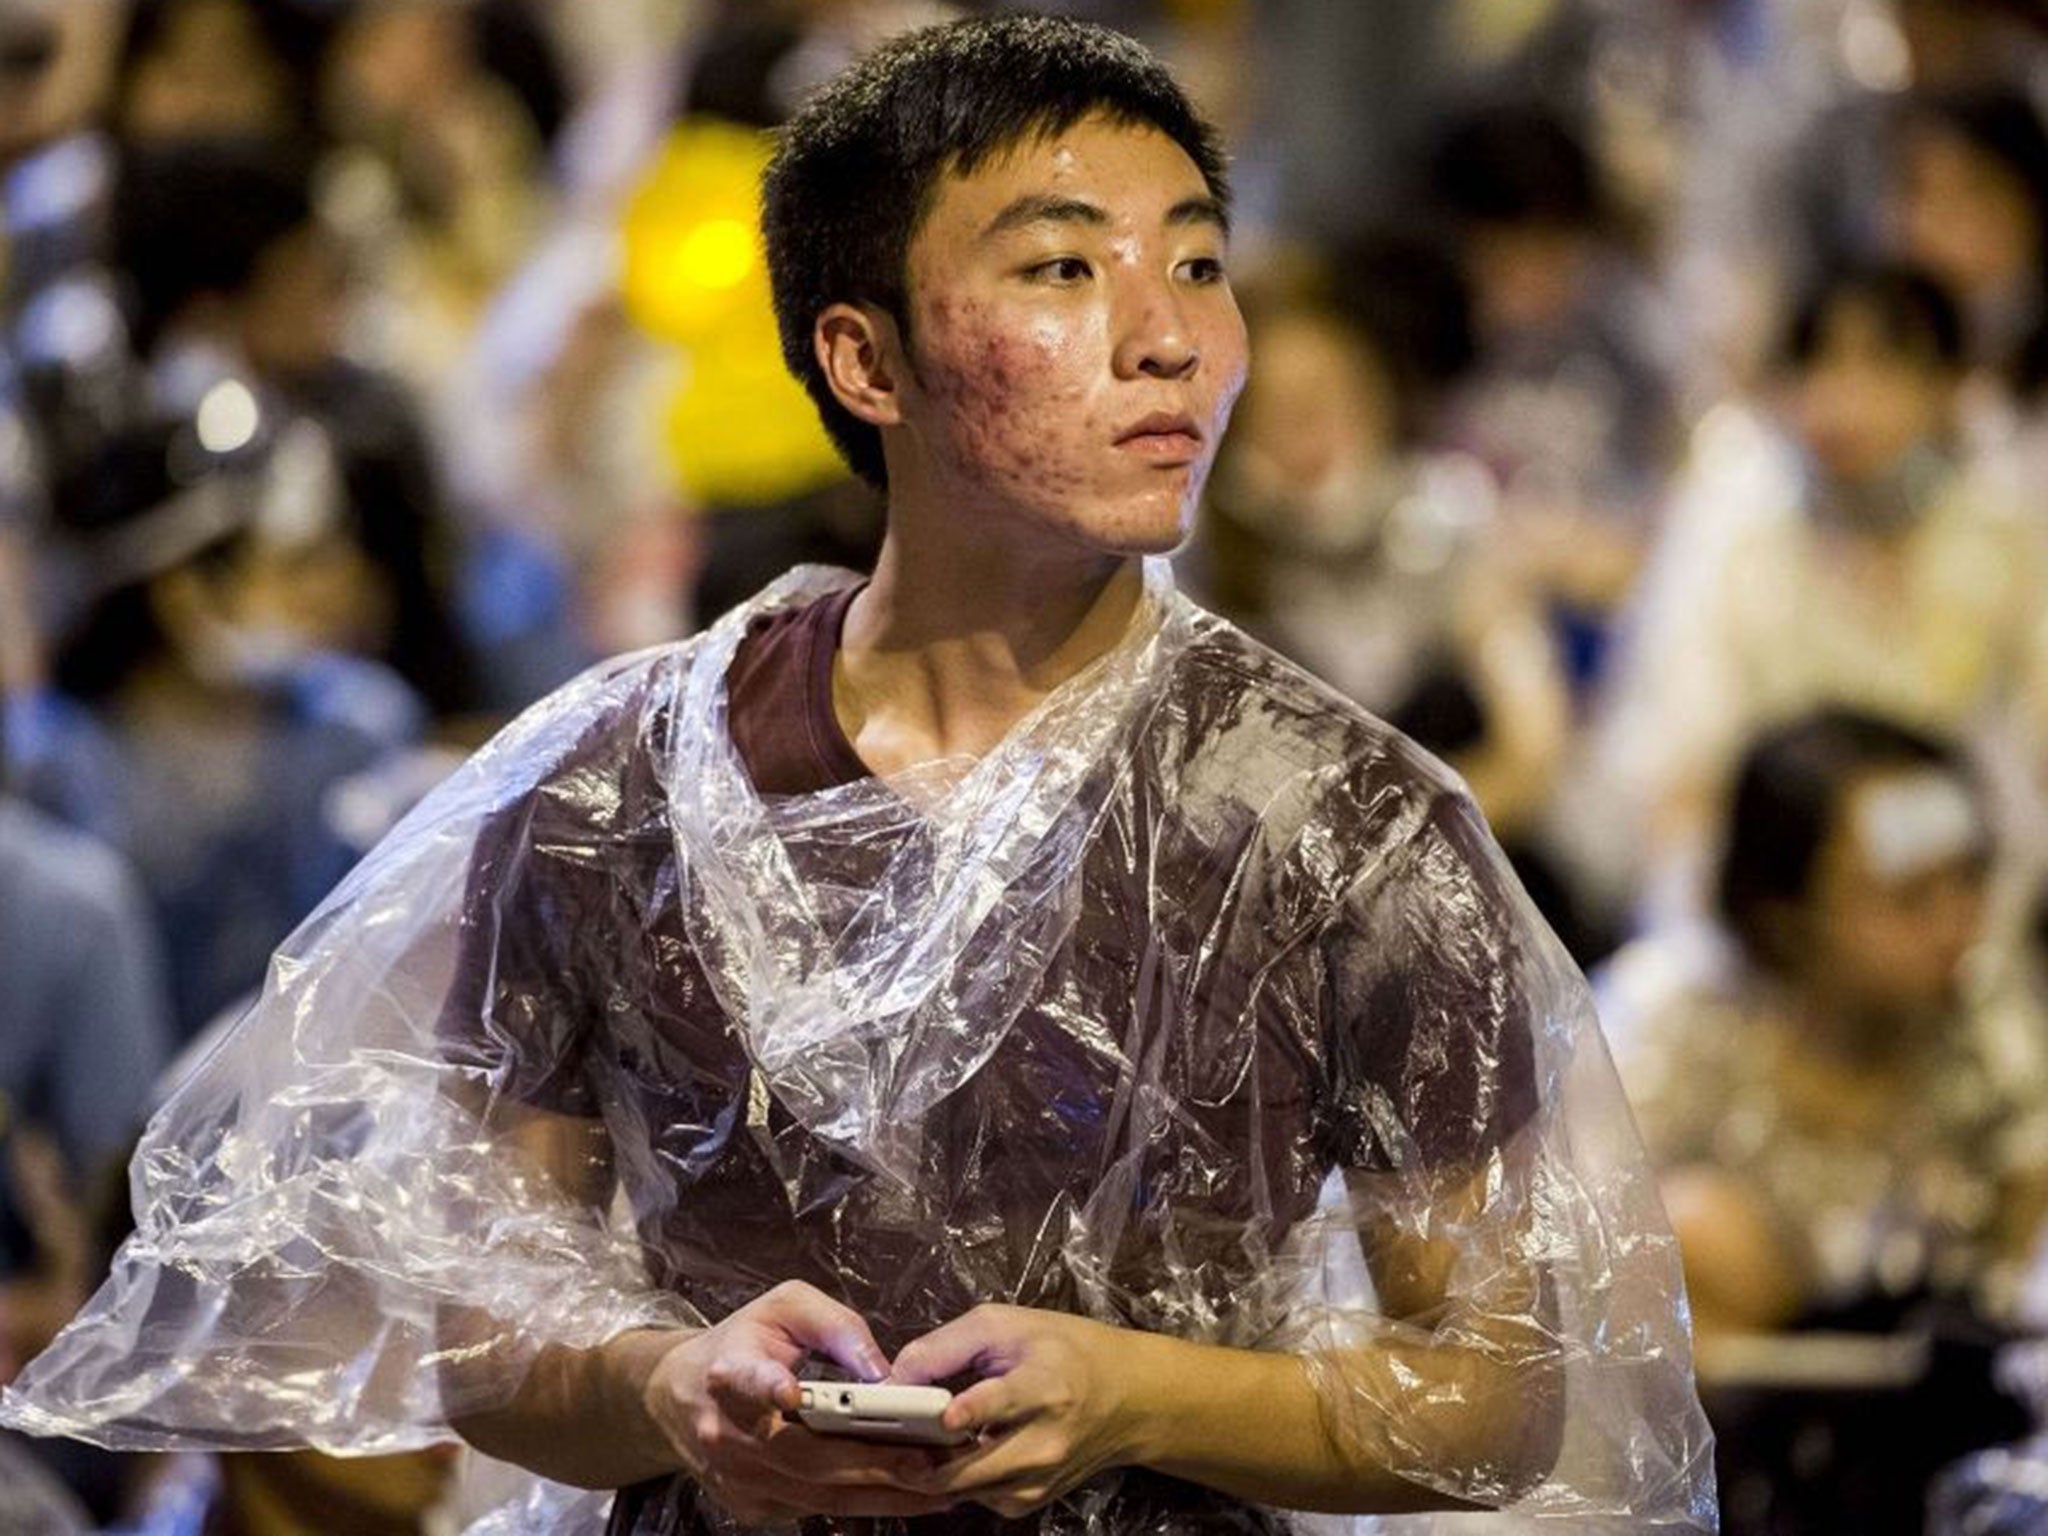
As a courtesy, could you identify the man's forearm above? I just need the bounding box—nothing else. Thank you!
[1120,1328,1558,1515]
[450,1326,691,1490]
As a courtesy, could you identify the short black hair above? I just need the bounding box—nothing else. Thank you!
[1423,99,1605,232]
[115,137,317,354]
[1908,88,2048,247]
[49,419,266,701]
[1326,230,1476,443]
[117,0,333,142]
[1715,708,1973,972]
[1781,260,1966,373]
[760,14,1230,489]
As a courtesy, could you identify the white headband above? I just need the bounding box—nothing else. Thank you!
[1853,770,1985,883]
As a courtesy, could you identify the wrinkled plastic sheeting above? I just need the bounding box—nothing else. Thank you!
[0,564,1716,1530]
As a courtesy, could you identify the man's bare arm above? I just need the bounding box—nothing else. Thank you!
[893,1160,1563,1518]
[439,1101,690,1488]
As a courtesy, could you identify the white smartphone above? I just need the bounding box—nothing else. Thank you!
[794,1381,971,1447]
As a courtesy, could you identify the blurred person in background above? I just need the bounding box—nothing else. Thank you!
[317,0,560,397]
[47,410,419,1042]
[0,786,169,1525]
[1193,238,1600,958]
[1420,95,1684,689]
[113,0,332,152]
[0,439,125,842]
[1891,87,2048,424]
[436,228,663,708]
[1601,707,2048,1535]
[115,135,487,720]
[18,417,454,1530]
[1,500,171,1527]
[1,3,134,507]
[1586,260,2048,921]
[0,1,116,171]
[1765,0,2047,304]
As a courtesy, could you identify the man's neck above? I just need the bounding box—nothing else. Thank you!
[833,519,1146,779]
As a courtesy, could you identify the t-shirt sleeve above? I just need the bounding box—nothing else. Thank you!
[1317,787,1547,1174]
[438,786,603,1119]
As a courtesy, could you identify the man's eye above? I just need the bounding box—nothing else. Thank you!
[1182,256,1228,284]
[1026,257,1092,283]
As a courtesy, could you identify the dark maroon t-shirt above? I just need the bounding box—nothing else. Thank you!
[443,586,1541,1536]
[726,583,869,796]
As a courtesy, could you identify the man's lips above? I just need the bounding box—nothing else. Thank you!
[1115,413,1204,460]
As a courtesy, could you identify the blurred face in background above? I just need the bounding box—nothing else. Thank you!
[155,520,392,685]
[1227,307,1395,505]
[1465,221,1591,340]
[238,225,351,383]
[0,10,56,163]
[228,527,392,660]
[1791,769,1989,1026]
[120,0,295,143]
[1790,297,1955,487]
[324,2,470,136]
[1896,122,2042,304]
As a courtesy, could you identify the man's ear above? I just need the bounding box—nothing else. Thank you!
[815,302,906,429]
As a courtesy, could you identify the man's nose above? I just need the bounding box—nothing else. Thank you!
[1113,282,1199,380]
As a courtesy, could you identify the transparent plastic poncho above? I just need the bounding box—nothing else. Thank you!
[0,565,1716,1533]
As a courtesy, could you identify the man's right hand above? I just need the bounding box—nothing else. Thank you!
[643,1280,959,1524]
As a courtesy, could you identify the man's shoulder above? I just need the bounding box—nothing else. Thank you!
[1162,605,1464,811]
[460,643,696,840]
[1137,607,1480,912]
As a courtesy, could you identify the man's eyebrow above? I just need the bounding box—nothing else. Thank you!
[979,191,1232,241]
[981,194,1110,239]
[1167,195,1230,235]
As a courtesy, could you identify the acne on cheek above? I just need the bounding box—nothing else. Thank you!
[921,304,1097,489]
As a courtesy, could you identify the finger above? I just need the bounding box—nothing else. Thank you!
[940,1371,1031,1436]
[917,1425,1045,1498]
[762,1281,890,1381]
[705,1351,804,1416]
[890,1308,1012,1388]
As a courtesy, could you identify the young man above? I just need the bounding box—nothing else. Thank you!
[1,16,1713,1534]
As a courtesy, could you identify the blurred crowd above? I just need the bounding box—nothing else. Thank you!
[3,0,2048,1532]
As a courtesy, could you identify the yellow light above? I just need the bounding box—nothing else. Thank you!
[620,119,850,501]
[676,218,755,291]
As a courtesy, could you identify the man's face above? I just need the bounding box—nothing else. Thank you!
[889,113,1248,555]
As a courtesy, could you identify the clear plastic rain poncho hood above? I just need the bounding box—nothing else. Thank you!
[1,565,1716,1533]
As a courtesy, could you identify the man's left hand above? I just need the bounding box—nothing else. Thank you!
[889,1303,1156,1519]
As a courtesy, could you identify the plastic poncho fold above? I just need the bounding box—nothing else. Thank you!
[0,564,1717,1533]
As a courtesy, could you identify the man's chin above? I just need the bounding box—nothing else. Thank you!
[1057,499,1197,559]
